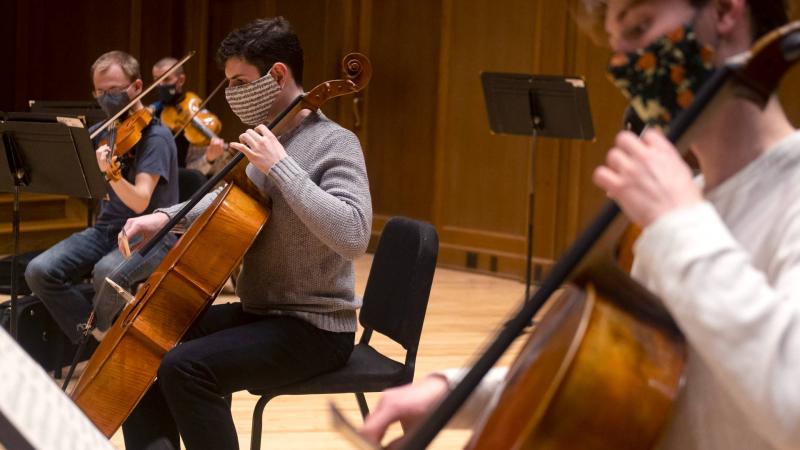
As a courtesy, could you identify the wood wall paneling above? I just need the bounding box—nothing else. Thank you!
[431,0,577,277]
[4,0,800,282]
[436,0,537,246]
[362,0,442,223]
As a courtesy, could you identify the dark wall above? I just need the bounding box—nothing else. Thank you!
[0,0,353,143]
[4,0,800,280]
[0,0,17,113]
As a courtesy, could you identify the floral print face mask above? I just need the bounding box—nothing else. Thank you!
[607,22,715,131]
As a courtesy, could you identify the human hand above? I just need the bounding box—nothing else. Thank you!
[359,375,450,448]
[206,137,225,162]
[119,211,169,253]
[229,124,287,174]
[593,129,703,227]
[96,144,114,173]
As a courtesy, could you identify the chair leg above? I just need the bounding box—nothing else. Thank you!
[250,395,272,450]
[355,392,370,420]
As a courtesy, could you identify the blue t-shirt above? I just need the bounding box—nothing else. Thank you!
[93,119,179,228]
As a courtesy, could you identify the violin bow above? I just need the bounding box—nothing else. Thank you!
[90,51,195,140]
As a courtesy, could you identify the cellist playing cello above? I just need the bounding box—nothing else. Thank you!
[119,17,372,450]
[360,1,800,449]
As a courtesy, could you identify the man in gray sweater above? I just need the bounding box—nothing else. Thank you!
[119,17,372,450]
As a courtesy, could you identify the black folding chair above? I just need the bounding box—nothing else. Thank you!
[248,216,439,449]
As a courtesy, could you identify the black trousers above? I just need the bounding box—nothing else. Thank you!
[122,303,354,450]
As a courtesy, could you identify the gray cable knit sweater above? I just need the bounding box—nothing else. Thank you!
[159,111,372,332]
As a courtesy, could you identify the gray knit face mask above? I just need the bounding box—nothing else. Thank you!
[225,70,281,126]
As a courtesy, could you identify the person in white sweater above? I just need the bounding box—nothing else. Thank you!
[360,1,800,449]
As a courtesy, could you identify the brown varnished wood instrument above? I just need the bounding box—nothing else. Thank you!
[402,21,800,450]
[69,53,372,437]
[160,90,224,146]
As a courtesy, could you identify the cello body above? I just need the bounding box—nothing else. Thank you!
[466,283,685,450]
[466,211,686,450]
[70,182,269,437]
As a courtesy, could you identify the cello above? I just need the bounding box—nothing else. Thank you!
[69,53,372,437]
[400,21,800,450]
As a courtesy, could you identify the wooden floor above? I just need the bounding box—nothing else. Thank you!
[7,254,528,449]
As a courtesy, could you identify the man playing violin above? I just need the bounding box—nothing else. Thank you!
[359,1,800,449]
[24,51,179,345]
[150,57,230,177]
[120,17,372,449]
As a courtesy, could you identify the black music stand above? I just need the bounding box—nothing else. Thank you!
[28,100,106,129]
[26,105,104,228]
[0,112,106,340]
[481,73,594,303]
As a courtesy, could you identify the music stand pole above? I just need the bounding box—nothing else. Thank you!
[10,187,22,340]
[524,115,541,304]
[3,132,30,340]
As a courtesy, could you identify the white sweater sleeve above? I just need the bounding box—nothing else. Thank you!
[633,201,800,449]
[440,367,508,429]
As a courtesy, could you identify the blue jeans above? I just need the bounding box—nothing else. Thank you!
[25,225,120,343]
[91,233,178,334]
[24,225,176,343]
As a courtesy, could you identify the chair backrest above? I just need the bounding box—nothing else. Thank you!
[177,168,208,203]
[359,217,438,353]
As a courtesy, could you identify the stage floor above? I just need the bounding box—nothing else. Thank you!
[8,253,526,449]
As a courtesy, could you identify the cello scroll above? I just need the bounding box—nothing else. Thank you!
[301,53,372,111]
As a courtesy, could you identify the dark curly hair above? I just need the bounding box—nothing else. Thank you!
[216,16,304,85]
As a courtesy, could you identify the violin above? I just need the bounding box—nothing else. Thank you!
[89,51,195,181]
[99,108,154,181]
[159,91,223,146]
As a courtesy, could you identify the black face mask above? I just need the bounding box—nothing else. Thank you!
[97,91,131,117]
[157,83,179,105]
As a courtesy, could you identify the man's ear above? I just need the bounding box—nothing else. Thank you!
[177,73,186,90]
[714,0,748,37]
[132,79,144,95]
[269,63,291,88]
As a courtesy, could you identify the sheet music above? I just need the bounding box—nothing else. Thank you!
[0,328,114,450]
